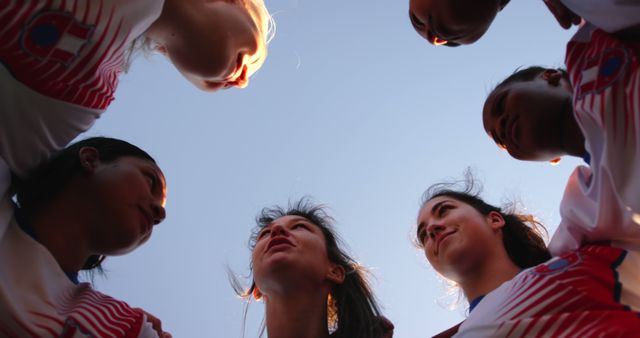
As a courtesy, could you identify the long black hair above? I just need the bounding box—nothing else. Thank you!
[232,198,389,338]
[14,137,155,270]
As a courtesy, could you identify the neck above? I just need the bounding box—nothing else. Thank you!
[563,105,587,158]
[457,251,520,301]
[264,287,331,338]
[30,185,93,274]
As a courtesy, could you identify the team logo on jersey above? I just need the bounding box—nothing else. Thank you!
[531,251,582,276]
[20,11,95,66]
[576,47,628,99]
[59,317,95,338]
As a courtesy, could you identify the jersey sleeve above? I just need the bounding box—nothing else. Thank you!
[0,64,103,178]
[550,29,640,255]
[560,0,640,33]
[0,0,164,178]
[549,165,640,255]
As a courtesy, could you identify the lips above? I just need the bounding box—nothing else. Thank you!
[139,206,153,235]
[266,237,295,253]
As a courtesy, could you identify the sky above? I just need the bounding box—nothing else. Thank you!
[82,1,579,337]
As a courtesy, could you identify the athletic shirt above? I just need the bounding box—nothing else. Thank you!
[0,0,163,177]
[560,0,640,33]
[0,191,160,337]
[454,9,640,336]
[0,1,165,336]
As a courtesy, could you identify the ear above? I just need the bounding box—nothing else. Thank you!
[252,285,263,301]
[154,44,168,55]
[326,263,346,285]
[541,69,562,86]
[487,211,506,231]
[78,146,100,173]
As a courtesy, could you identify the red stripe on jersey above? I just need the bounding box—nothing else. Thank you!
[0,0,136,110]
[76,299,132,333]
[71,310,113,338]
[34,323,59,337]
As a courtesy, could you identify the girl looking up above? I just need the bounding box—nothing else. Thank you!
[234,199,393,338]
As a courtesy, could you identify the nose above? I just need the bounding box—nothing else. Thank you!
[151,201,166,225]
[270,224,289,237]
[426,223,445,240]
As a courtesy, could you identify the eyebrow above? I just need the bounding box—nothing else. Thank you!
[430,200,447,216]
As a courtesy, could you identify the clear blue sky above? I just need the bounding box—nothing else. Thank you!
[83,1,578,337]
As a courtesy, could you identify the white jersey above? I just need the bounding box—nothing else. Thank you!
[452,25,640,338]
[560,0,640,33]
[0,1,165,336]
[550,25,640,255]
[0,0,163,177]
[0,186,159,337]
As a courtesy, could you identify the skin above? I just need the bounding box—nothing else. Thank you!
[146,0,265,91]
[252,215,345,338]
[417,196,520,300]
[408,0,504,46]
[33,147,167,273]
[483,69,585,161]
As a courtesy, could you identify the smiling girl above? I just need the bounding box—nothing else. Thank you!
[416,176,640,337]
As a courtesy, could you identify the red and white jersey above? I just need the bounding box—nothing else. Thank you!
[0,0,163,177]
[560,0,640,33]
[0,1,165,336]
[0,160,159,338]
[455,23,640,337]
[456,245,640,337]
[549,26,640,255]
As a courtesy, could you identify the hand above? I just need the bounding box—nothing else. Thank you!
[135,308,173,338]
[543,0,581,29]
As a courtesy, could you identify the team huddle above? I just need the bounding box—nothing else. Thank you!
[1,0,639,337]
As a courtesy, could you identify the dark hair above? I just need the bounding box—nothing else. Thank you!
[494,66,569,92]
[232,198,388,338]
[15,137,155,270]
[418,174,550,269]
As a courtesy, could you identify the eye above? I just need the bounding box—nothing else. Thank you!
[144,172,157,190]
[257,228,271,239]
[437,203,452,217]
[409,12,426,31]
[292,223,309,231]
[417,225,427,244]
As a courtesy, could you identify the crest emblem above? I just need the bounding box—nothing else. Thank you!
[20,11,94,66]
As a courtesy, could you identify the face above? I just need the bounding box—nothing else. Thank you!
[409,0,503,46]
[85,155,167,256]
[482,70,574,161]
[416,196,504,281]
[252,216,342,295]
[156,0,266,91]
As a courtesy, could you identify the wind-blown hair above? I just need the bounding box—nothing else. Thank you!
[417,173,551,270]
[232,198,389,338]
